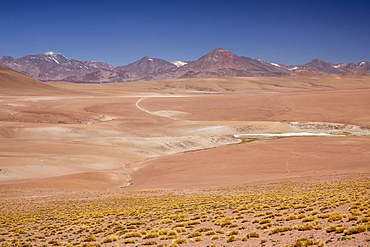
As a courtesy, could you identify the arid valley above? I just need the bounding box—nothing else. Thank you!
[0,66,369,246]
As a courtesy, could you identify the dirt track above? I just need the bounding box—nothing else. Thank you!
[0,94,241,189]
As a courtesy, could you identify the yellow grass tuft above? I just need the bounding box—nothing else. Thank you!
[343,225,367,235]
[172,237,187,245]
[286,215,298,221]
[226,230,240,236]
[245,231,260,238]
[187,231,202,238]
[211,236,219,240]
[325,225,338,233]
[102,235,118,243]
[194,237,204,242]
[142,241,157,245]
[143,231,160,239]
[294,223,315,231]
[121,231,142,238]
[328,211,343,222]
[287,238,326,247]
[226,235,237,243]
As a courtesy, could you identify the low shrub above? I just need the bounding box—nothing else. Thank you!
[269,226,292,235]
[211,236,219,240]
[245,232,260,238]
[187,231,202,238]
[344,225,367,235]
[142,241,157,245]
[226,235,237,243]
[194,237,204,242]
[286,215,298,221]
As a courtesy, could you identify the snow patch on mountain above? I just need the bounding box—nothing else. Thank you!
[172,61,187,67]
[43,52,62,64]
[44,51,56,55]
[51,56,59,64]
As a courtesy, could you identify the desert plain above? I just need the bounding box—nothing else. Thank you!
[0,68,369,246]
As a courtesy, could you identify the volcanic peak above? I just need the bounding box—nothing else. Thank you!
[43,51,59,56]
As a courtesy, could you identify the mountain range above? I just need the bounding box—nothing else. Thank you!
[1,48,369,83]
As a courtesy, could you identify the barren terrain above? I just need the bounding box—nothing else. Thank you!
[0,70,369,246]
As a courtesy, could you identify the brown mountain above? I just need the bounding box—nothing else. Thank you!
[332,61,370,73]
[111,56,177,81]
[76,56,176,83]
[62,67,135,83]
[172,48,283,78]
[287,60,370,74]
[240,56,291,75]
[289,59,341,74]
[0,52,114,82]
[0,66,61,94]
[118,56,176,76]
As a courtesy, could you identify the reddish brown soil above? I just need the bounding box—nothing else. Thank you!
[130,136,370,190]
[138,89,370,128]
[0,73,369,191]
[0,66,66,94]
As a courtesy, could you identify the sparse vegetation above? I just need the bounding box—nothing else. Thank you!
[0,174,368,246]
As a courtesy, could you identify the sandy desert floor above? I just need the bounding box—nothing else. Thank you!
[0,74,369,246]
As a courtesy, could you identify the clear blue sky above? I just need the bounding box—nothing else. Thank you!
[1,0,369,67]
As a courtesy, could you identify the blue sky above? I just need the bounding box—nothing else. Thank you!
[1,0,369,67]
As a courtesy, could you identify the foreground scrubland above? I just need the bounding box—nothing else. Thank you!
[0,173,369,247]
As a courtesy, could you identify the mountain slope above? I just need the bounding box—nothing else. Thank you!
[333,61,370,73]
[118,56,176,76]
[0,52,114,82]
[240,56,291,75]
[290,59,341,74]
[173,48,284,78]
[0,66,62,94]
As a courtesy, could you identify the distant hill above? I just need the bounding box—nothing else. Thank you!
[282,70,370,79]
[0,66,63,94]
[1,49,369,83]
[0,52,115,83]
